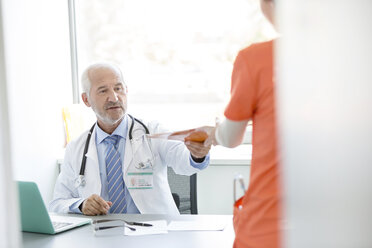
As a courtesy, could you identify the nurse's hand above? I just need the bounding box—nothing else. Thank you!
[204,118,220,147]
[81,194,112,216]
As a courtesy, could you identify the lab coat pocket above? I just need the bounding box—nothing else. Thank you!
[131,135,155,169]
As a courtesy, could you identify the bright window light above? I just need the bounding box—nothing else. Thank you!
[75,0,276,130]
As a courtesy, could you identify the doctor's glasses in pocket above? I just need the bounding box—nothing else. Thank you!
[130,134,155,170]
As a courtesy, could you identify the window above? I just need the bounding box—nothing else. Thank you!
[73,0,276,132]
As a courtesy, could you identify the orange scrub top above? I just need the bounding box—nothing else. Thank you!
[225,40,281,248]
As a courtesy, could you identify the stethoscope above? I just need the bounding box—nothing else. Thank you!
[75,114,150,188]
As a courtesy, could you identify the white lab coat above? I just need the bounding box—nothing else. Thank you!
[50,117,205,215]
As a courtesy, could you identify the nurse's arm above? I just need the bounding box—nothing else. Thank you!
[214,118,248,148]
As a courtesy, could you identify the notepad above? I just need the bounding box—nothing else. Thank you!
[167,219,228,231]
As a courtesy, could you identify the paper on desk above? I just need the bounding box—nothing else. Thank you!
[167,219,228,231]
[123,220,168,236]
[147,126,213,143]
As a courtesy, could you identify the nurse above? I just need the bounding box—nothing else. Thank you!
[205,1,280,247]
[50,62,211,216]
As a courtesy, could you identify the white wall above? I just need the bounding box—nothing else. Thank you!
[277,0,372,247]
[0,0,20,246]
[2,0,72,204]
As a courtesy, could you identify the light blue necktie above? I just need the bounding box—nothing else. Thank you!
[104,135,127,213]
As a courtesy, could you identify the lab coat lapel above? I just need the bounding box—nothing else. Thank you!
[83,126,101,196]
[123,117,133,175]
[85,126,99,166]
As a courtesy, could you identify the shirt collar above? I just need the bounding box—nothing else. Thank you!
[96,114,128,145]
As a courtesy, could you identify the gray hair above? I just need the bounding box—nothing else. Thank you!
[80,62,125,97]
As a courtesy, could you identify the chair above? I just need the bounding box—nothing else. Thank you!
[167,167,198,214]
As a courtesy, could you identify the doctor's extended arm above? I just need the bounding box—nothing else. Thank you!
[154,138,209,175]
[185,140,210,169]
[148,121,211,174]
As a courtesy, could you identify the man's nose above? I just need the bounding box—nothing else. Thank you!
[107,89,118,102]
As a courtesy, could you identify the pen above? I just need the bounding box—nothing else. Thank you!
[94,219,153,227]
[126,221,153,227]
[94,225,136,231]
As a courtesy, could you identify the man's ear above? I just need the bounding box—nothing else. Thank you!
[82,93,91,107]
[124,84,128,94]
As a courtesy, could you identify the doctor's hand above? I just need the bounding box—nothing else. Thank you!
[81,194,112,216]
[185,140,211,160]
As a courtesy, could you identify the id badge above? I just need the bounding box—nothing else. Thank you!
[127,172,153,189]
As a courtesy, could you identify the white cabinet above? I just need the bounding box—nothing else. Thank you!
[197,145,251,214]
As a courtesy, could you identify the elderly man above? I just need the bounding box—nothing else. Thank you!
[50,62,211,215]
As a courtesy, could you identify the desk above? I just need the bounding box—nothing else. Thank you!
[22,214,234,248]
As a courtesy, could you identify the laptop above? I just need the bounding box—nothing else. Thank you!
[17,181,91,234]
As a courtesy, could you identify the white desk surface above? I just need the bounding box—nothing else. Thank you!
[22,214,234,248]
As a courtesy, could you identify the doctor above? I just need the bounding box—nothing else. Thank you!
[50,62,211,216]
